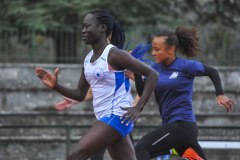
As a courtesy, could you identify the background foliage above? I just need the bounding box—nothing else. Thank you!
[0,0,239,65]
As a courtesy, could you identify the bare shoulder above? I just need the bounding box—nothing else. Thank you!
[109,47,130,57]
[108,47,131,62]
[108,47,158,77]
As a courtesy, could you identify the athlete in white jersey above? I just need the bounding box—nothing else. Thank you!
[35,9,158,160]
[84,44,133,119]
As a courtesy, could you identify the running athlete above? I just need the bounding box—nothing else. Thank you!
[54,43,142,160]
[55,72,139,160]
[35,9,158,160]
[133,27,235,160]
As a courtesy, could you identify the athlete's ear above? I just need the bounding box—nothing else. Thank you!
[168,46,175,55]
[100,24,107,33]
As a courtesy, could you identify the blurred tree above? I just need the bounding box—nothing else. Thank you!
[1,0,239,39]
[184,0,240,29]
[0,0,93,63]
[0,0,239,64]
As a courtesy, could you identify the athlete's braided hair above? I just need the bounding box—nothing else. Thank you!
[155,27,200,57]
[89,9,125,49]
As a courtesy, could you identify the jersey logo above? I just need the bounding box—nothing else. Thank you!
[94,67,106,81]
[169,72,178,79]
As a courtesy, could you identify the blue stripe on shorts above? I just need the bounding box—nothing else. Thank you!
[99,114,134,137]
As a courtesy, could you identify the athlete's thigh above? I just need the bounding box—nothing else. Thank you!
[74,121,121,154]
[172,121,199,152]
[136,123,180,157]
[137,121,199,158]
[107,135,136,160]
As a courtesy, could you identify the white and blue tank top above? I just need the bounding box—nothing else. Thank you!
[84,44,133,119]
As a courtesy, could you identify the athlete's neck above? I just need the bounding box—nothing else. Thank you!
[92,40,108,55]
[91,41,108,62]
[163,56,176,66]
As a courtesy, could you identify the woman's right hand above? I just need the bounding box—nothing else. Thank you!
[35,67,59,89]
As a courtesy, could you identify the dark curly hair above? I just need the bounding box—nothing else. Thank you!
[154,27,200,57]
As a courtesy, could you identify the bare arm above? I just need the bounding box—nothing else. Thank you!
[54,67,90,102]
[131,94,140,107]
[35,67,90,102]
[55,88,93,111]
[108,48,158,122]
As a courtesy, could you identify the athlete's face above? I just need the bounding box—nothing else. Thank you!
[81,14,102,44]
[152,36,174,64]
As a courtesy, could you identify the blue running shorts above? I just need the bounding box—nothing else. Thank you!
[99,114,134,137]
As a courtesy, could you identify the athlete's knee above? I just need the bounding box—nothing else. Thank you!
[67,151,88,160]
[67,146,93,160]
[182,147,205,160]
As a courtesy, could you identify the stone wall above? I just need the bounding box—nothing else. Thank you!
[0,63,93,113]
[1,63,240,114]
[0,63,240,160]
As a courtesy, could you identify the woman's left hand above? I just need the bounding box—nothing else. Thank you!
[120,106,142,125]
[125,70,135,81]
[55,97,79,111]
[216,95,236,112]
